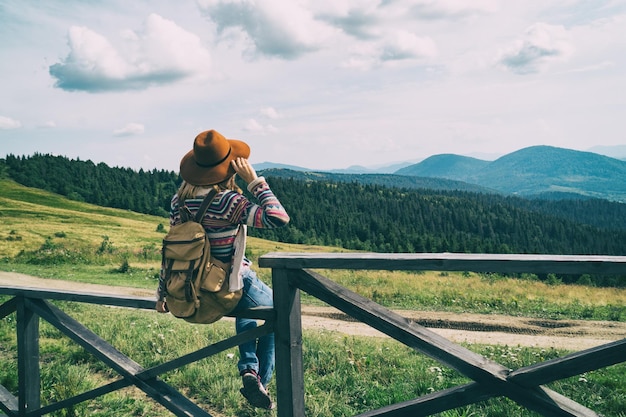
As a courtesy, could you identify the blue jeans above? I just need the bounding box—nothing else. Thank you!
[230,267,275,388]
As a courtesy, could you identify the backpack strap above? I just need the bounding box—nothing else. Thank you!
[195,189,218,223]
[185,188,218,223]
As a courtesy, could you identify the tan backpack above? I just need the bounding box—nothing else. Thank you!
[162,189,242,324]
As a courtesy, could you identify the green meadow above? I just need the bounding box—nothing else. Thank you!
[0,178,624,416]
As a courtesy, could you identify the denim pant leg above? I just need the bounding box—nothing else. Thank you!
[231,268,275,388]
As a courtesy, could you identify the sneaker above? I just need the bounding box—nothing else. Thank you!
[240,369,275,410]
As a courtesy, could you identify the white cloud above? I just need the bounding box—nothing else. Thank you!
[260,107,282,119]
[198,0,336,59]
[339,30,437,69]
[407,0,499,19]
[379,30,437,61]
[243,118,278,134]
[311,0,382,40]
[49,14,211,92]
[243,119,264,132]
[113,123,145,136]
[0,116,21,130]
[497,23,574,74]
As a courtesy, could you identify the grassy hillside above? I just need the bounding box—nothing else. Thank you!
[0,179,166,258]
[0,178,341,289]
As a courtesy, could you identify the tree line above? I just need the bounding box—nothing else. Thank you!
[3,153,178,217]
[249,178,626,256]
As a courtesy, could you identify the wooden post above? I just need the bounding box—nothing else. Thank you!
[16,296,40,416]
[272,268,305,417]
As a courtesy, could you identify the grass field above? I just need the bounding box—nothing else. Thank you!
[0,178,624,416]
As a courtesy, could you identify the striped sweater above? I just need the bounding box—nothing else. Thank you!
[157,177,289,300]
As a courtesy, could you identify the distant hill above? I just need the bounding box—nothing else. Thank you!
[328,161,416,174]
[253,162,311,171]
[396,146,626,202]
[396,154,489,180]
[257,161,416,174]
[257,168,496,194]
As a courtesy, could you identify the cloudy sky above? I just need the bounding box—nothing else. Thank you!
[1,0,625,172]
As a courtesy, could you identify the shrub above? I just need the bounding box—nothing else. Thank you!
[112,259,131,274]
[96,236,114,255]
[14,238,87,265]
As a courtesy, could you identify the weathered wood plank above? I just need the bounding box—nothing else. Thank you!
[508,338,626,387]
[0,286,273,320]
[259,252,626,275]
[354,382,493,417]
[272,268,306,417]
[16,297,40,415]
[0,286,155,309]
[141,323,273,379]
[503,386,599,417]
[31,379,130,417]
[230,306,275,321]
[0,384,18,416]
[0,297,17,320]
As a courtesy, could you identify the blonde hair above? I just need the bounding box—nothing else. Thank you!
[176,176,242,202]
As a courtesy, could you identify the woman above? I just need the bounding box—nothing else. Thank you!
[156,129,290,410]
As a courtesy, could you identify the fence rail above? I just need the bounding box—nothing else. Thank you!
[0,253,625,416]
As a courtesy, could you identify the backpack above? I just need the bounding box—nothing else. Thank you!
[162,189,243,324]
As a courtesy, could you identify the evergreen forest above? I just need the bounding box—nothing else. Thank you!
[2,153,626,287]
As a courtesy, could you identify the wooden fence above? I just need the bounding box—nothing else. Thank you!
[1,253,625,416]
[259,253,626,417]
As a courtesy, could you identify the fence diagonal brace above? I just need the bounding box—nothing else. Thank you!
[0,384,18,416]
[27,379,131,417]
[508,338,626,387]
[26,298,212,417]
[140,322,273,379]
[504,385,599,417]
[0,296,17,320]
[354,382,493,417]
[294,269,509,383]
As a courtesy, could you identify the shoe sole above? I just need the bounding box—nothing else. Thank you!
[241,374,273,409]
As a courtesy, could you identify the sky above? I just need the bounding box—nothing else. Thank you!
[1,0,625,172]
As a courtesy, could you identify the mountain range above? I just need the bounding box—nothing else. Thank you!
[257,145,626,203]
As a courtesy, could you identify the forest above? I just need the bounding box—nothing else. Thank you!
[2,153,626,287]
[2,153,178,217]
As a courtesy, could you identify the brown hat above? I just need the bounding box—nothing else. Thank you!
[179,130,250,185]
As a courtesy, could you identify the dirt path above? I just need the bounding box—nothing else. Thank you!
[1,271,624,351]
